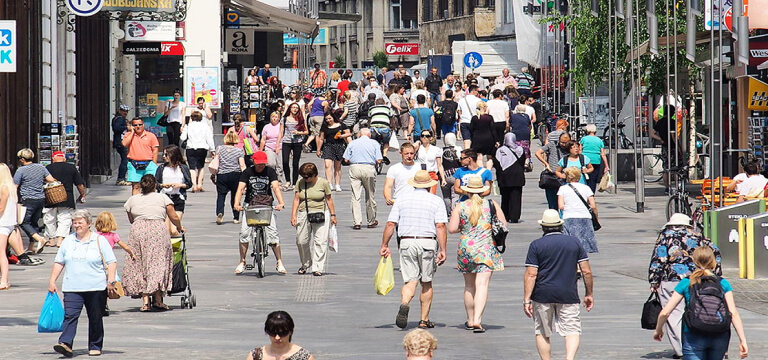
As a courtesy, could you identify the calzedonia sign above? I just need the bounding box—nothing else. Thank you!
[103,0,177,12]
[385,43,419,56]
[123,41,184,55]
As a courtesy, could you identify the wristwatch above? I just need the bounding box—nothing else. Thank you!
[330,214,336,217]
[523,301,532,305]
[109,281,116,286]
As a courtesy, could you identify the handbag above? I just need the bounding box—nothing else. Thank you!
[538,170,561,190]
[567,183,602,231]
[95,236,123,299]
[157,102,170,126]
[16,203,27,225]
[304,181,326,224]
[208,152,220,175]
[488,199,508,253]
[641,291,662,330]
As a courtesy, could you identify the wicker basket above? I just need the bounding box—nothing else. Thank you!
[44,182,67,205]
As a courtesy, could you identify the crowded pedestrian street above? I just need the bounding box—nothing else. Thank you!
[1,148,768,359]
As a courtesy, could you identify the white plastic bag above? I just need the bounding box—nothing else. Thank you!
[328,224,338,252]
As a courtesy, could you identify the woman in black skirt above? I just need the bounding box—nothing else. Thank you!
[315,112,351,192]
[493,133,526,223]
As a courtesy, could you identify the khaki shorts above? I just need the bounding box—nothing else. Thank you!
[532,302,581,337]
[309,116,324,137]
[399,238,437,283]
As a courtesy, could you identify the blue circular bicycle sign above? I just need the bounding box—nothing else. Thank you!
[67,0,104,17]
[463,52,483,69]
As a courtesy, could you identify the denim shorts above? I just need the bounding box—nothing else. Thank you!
[370,127,392,145]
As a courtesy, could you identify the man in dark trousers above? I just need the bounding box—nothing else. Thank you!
[425,67,443,106]
[111,104,131,186]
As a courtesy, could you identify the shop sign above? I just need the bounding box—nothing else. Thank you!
[750,40,768,67]
[284,28,328,46]
[186,67,220,107]
[748,76,768,111]
[66,0,104,16]
[103,0,177,12]
[226,29,254,55]
[122,41,183,55]
[384,43,419,56]
[160,41,184,55]
[0,20,16,73]
[125,21,176,41]
[226,10,240,28]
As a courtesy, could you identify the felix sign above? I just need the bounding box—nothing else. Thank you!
[0,21,16,73]
[385,43,419,56]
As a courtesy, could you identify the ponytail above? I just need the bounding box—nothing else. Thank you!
[689,247,717,287]
[468,194,483,226]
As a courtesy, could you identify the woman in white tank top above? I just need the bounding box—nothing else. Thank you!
[0,163,18,290]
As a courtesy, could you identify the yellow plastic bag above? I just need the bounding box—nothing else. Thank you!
[374,256,395,296]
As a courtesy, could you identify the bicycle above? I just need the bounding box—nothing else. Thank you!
[666,165,694,220]
[644,153,665,183]
[600,116,634,150]
[243,205,273,278]
[370,126,391,175]
[535,120,549,146]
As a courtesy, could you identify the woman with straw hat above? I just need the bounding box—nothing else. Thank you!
[448,175,505,333]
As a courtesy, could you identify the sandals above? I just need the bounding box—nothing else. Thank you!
[473,324,486,333]
[235,262,246,275]
[139,304,151,312]
[464,321,474,330]
[0,283,10,290]
[297,267,307,275]
[152,303,170,311]
[312,271,323,277]
[276,261,286,274]
[418,320,435,329]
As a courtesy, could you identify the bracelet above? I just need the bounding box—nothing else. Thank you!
[523,301,532,305]
[330,214,336,217]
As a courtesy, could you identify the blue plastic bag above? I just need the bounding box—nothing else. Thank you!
[38,292,64,333]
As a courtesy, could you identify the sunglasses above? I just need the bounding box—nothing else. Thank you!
[301,175,313,179]
[132,123,144,127]
[266,330,291,338]
[460,156,471,160]
[421,134,432,138]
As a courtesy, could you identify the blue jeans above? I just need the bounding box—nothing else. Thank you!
[20,198,45,240]
[682,330,730,360]
[545,188,558,210]
[115,145,128,181]
[59,290,107,351]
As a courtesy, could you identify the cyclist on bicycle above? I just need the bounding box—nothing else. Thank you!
[368,97,395,165]
[233,151,287,275]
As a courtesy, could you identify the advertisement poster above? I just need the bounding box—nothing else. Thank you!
[578,96,611,133]
[186,67,220,107]
[125,21,176,42]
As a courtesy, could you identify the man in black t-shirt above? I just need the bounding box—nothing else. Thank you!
[523,210,594,360]
[233,151,286,275]
[111,104,131,185]
[43,151,86,247]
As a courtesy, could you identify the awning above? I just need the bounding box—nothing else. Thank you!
[228,0,319,38]
[624,32,712,63]
[317,11,362,28]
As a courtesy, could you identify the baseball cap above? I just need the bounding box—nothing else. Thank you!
[52,151,65,158]
[251,151,268,164]
[119,104,131,111]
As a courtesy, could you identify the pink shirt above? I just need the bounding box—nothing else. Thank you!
[261,123,281,151]
[97,231,121,248]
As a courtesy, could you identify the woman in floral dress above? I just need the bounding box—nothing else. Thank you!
[448,175,505,333]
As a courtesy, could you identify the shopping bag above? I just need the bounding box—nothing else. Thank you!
[641,291,662,330]
[38,292,64,333]
[328,225,338,252]
[389,132,400,149]
[208,154,220,175]
[374,256,395,296]
[598,171,610,192]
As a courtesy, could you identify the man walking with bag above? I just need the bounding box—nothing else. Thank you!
[343,128,382,230]
[380,170,448,330]
[523,209,594,360]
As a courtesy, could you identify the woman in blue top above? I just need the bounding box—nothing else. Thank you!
[579,124,610,193]
[654,247,748,360]
[48,209,118,357]
[555,141,593,185]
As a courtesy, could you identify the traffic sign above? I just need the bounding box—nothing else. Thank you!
[464,52,483,69]
[66,0,104,17]
[0,20,16,73]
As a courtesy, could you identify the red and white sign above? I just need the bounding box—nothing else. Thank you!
[385,43,419,56]
[160,42,184,56]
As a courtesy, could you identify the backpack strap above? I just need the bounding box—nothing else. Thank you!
[579,154,585,169]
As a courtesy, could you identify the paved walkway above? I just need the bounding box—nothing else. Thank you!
[1,146,767,359]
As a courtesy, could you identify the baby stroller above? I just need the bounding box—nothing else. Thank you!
[168,235,196,309]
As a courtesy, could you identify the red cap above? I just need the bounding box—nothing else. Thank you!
[251,151,268,164]
[52,151,65,158]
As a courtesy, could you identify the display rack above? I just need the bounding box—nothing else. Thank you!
[242,84,268,124]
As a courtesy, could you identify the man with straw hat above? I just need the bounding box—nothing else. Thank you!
[380,170,448,330]
[523,209,593,360]
[648,213,721,358]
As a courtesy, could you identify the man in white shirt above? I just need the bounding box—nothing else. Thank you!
[497,68,518,88]
[456,85,481,149]
[736,161,768,202]
[384,143,420,205]
[487,89,510,134]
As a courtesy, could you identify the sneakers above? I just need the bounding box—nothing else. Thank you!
[115,180,131,186]
[53,343,73,358]
[235,262,246,274]
[395,304,410,329]
[17,255,45,266]
[216,213,224,225]
[335,185,342,192]
[233,219,241,224]
[88,350,102,356]
[276,261,286,274]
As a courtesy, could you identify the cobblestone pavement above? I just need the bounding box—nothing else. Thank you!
[1,145,767,359]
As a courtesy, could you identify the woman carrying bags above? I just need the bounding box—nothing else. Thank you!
[558,166,599,254]
[228,113,260,167]
[290,163,336,277]
[48,209,118,357]
[447,176,505,333]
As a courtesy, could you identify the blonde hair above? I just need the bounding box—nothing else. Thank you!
[468,194,485,226]
[0,163,17,201]
[585,124,597,134]
[17,148,34,161]
[330,72,340,81]
[95,211,118,232]
[343,90,352,100]
[690,247,718,287]
[415,80,425,89]
[475,101,488,114]
[564,166,582,183]
[224,131,240,145]
[402,329,437,356]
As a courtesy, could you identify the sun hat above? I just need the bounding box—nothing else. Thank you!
[459,176,490,194]
[408,170,438,189]
[119,104,130,111]
[251,151,268,165]
[52,151,65,158]
[537,209,564,226]
[664,213,692,228]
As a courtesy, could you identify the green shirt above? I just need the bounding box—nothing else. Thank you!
[579,135,604,164]
[295,177,332,213]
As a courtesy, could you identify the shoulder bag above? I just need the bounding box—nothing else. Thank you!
[539,170,561,190]
[567,183,601,231]
[95,236,124,299]
[304,181,326,224]
[487,199,508,253]
[157,102,170,127]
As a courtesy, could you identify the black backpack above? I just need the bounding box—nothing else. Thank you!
[439,101,457,123]
[560,154,586,169]
[683,275,732,334]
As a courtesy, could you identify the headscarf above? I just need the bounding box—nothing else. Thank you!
[443,133,462,152]
[495,133,524,170]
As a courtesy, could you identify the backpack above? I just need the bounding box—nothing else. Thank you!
[683,275,732,334]
[560,154,586,169]
[439,101,457,123]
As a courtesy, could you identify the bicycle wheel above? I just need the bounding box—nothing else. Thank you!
[255,227,266,278]
[621,136,634,149]
[666,195,692,219]
[375,161,383,175]
[691,208,705,232]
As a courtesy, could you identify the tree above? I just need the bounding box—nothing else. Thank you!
[373,51,388,69]
[334,54,346,68]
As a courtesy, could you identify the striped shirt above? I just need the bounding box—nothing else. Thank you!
[13,163,50,200]
[387,188,448,237]
[215,145,244,175]
[342,100,359,127]
[369,105,393,128]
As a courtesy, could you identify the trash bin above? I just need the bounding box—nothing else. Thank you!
[741,212,768,279]
[708,199,765,269]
